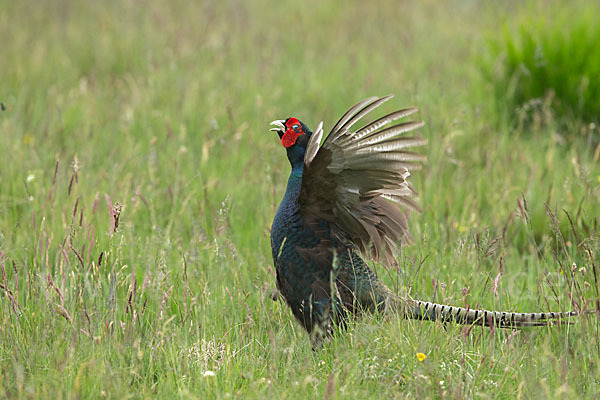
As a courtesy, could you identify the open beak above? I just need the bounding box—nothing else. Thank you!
[270,119,285,133]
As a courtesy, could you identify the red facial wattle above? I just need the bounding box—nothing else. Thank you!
[281,130,301,147]
[281,117,305,148]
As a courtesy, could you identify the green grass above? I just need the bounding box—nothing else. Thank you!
[481,1,600,142]
[1,0,599,398]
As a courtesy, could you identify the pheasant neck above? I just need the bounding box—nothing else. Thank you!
[282,166,303,204]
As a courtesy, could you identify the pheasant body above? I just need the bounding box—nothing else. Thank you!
[271,164,389,336]
[269,96,579,346]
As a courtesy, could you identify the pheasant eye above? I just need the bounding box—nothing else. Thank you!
[292,124,300,130]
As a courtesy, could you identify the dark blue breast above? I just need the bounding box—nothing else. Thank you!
[270,168,328,307]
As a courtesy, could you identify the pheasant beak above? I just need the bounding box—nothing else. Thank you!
[269,119,286,133]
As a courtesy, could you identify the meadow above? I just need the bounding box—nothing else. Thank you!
[1,1,599,398]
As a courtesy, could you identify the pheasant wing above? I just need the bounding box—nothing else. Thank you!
[299,95,427,266]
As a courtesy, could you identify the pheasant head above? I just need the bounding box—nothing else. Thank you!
[270,118,313,167]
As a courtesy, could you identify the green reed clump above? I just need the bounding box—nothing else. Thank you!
[482,7,600,140]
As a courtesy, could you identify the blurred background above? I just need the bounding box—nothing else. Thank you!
[1,0,599,397]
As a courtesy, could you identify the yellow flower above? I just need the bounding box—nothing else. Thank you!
[23,133,35,146]
[416,352,427,362]
[597,175,600,183]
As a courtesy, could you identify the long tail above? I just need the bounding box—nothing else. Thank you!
[398,298,580,328]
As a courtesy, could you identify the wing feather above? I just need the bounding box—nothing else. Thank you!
[299,96,427,266]
[338,107,420,146]
[328,97,379,142]
[336,95,394,134]
[305,121,323,166]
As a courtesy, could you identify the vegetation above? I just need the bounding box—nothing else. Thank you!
[481,2,600,142]
[0,0,599,398]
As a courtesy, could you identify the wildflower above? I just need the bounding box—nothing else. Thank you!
[203,371,216,377]
[416,352,427,362]
[23,133,35,146]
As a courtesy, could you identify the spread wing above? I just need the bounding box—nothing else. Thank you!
[298,95,427,266]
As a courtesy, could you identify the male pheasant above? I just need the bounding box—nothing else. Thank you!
[269,95,577,347]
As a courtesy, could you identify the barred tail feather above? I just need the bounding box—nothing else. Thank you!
[400,299,578,328]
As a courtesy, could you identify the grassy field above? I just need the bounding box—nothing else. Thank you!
[1,0,599,398]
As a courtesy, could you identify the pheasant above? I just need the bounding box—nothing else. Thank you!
[269,95,578,347]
